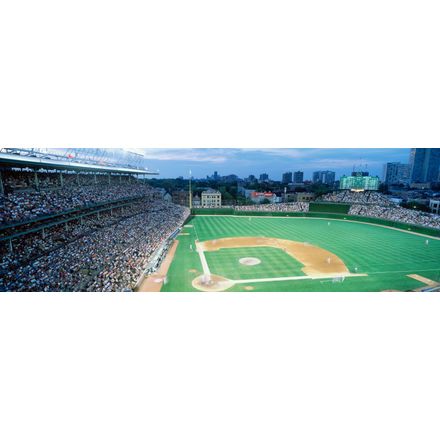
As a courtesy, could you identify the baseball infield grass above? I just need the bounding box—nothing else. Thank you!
[205,246,305,281]
[162,215,440,292]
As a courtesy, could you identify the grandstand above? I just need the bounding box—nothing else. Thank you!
[0,148,190,292]
[203,191,440,230]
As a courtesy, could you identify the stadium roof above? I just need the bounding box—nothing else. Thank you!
[0,152,158,175]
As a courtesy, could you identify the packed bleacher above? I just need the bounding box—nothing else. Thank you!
[0,181,158,225]
[233,202,309,213]
[1,200,189,292]
[349,204,440,229]
[223,191,440,229]
[318,190,394,206]
[317,191,440,229]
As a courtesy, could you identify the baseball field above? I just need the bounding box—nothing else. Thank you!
[152,215,440,292]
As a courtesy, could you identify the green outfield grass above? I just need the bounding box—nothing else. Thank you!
[162,215,440,292]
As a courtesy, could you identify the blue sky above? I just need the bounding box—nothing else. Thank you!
[138,148,410,180]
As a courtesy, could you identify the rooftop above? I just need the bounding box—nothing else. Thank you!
[0,150,158,175]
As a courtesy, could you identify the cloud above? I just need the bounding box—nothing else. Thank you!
[306,158,384,168]
[248,148,317,159]
[141,148,232,163]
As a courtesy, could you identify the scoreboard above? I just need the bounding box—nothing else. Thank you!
[339,173,380,191]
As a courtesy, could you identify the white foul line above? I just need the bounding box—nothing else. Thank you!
[196,243,211,277]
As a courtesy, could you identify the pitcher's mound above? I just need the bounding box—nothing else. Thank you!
[239,257,261,266]
[192,274,235,292]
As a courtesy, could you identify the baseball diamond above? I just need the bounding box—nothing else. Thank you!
[153,214,440,292]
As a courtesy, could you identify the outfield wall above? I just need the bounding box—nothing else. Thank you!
[309,202,350,214]
[191,208,234,215]
[190,208,440,238]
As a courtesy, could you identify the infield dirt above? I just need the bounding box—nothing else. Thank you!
[197,236,351,277]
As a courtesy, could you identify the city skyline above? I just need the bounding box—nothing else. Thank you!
[139,148,411,180]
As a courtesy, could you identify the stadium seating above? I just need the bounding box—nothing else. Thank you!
[1,170,189,292]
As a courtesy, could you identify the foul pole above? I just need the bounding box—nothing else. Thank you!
[189,170,193,209]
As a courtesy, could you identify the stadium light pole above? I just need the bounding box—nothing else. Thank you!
[189,170,193,210]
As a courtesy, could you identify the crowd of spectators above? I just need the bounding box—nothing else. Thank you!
[319,191,440,229]
[2,170,136,191]
[0,182,159,225]
[233,203,309,213]
[0,202,147,264]
[349,204,440,229]
[1,201,189,292]
[318,190,394,206]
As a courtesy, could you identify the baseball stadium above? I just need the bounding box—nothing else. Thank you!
[142,204,440,292]
[1,147,440,293]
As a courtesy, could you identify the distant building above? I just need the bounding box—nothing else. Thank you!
[410,182,431,190]
[313,170,336,185]
[163,192,172,202]
[246,174,257,184]
[201,189,222,208]
[192,194,201,207]
[293,171,304,184]
[339,174,380,191]
[221,174,240,183]
[294,192,315,202]
[383,162,411,185]
[241,188,255,199]
[259,173,269,182]
[389,197,403,205]
[429,199,440,214]
[155,188,167,198]
[409,148,440,183]
[172,190,189,206]
[282,172,293,184]
[249,191,277,204]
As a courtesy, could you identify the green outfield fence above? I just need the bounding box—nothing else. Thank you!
[308,202,351,214]
[191,208,235,215]
[190,208,440,238]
